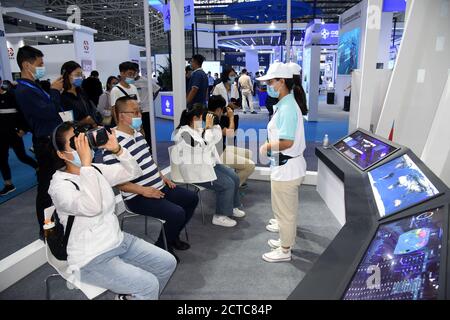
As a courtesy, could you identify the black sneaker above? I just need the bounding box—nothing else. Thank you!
[251,111,257,114]
[172,238,190,251]
[240,182,248,189]
[0,184,16,196]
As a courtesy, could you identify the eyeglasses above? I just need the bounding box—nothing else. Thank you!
[120,111,141,117]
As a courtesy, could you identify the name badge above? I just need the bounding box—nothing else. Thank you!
[59,110,74,122]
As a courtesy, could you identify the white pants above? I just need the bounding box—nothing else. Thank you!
[221,146,256,186]
[241,89,254,112]
[271,177,304,248]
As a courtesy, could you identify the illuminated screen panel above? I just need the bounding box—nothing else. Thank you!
[333,131,398,171]
[343,207,445,300]
[368,154,440,218]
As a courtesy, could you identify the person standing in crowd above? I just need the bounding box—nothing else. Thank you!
[173,104,246,228]
[238,69,256,114]
[13,45,65,239]
[207,95,255,188]
[60,61,102,127]
[110,62,141,135]
[134,63,161,147]
[257,63,307,263]
[97,76,119,127]
[213,72,220,86]
[49,122,176,300]
[0,77,38,196]
[207,71,215,96]
[185,65,193,93]
[99,97,198,262]
[186,54,208,109]
[81,70,103,106]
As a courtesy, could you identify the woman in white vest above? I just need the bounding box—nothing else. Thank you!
[257,62,307,263]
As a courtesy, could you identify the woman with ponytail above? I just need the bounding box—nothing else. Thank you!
[173,104,246,228]
[257,62,307,263]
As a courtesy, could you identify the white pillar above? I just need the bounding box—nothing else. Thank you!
[143,0,157,160]
[286,0,292,62]
[170,0,186,128]
[302,45,321,121]
[356,0,383,131]
[0,7,13,81]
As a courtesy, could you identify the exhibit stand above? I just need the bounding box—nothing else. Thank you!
[154,91,174,120]
[290,128,450,300]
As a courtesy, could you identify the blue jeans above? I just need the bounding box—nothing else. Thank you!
[79,232,177,300]
[197,164,241,216]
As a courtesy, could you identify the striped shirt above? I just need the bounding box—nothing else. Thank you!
[101,129,164,200]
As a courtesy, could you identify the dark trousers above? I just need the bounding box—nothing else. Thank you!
[0,131,38,182]
[142,112,152,152]
[125,186,198,248]
[33,138,63,231]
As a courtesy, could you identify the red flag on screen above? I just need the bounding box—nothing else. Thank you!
[388,121,395,141]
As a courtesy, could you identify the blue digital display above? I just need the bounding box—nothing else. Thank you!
[344,207,444,300]
[333,130,398,171]
[337,28,360,75]
[161,95,174,116]
[368,154,440,218]
[383,0,407,12]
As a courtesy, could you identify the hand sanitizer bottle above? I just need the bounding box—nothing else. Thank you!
[323,134,330,148]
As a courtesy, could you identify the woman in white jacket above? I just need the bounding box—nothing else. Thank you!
[172,104,246,228]
[48,122,176,300]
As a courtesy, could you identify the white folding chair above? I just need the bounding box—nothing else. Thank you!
[114,195,169,251]
[45,245,107,300]
[168,146,207,225]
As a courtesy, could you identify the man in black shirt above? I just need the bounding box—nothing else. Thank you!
[0,78,38,196]
[14,45,65,239]
[81,70,103,106]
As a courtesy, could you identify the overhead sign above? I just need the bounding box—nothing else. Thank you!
[163,0,194,32]
[383,0,407,12]
[224,53,246,67]
[304,22,339,46]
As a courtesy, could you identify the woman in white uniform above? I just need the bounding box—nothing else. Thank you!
[257,62,307,262]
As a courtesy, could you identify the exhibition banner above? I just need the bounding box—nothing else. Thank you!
[224,53,246,67]
[163,0,195,32]
[304,22,339,46]
[258,53,270,71]
[73,30,96,74]
[337,28,360,75]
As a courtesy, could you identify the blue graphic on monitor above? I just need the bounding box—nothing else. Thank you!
[161,95,174,116]
[368,154,440,218]
[344,207,444,300]
[337,28,360,75]
[333,130,398,170]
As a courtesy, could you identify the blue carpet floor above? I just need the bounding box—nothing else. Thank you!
[0,134,37,205]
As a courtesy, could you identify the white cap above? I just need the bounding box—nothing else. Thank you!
[256,62,292,81]
[286,62,302,76]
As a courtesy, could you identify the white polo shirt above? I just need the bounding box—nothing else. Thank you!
[267,93,306,181]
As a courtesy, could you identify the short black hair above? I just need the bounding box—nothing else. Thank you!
[90,70,99,77]
[115,96,137,113]
[119,61,138,73]
[191,54,205,66]
[241,69,247,74]
[132,62,140,72]
[208,95,226,112]
[17,45,44,70]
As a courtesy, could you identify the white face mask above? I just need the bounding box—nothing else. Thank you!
[194,120,203,129]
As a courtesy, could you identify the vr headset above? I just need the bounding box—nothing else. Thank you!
[69,124,109,150]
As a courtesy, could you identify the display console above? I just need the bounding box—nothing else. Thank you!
[343,207,445,300]
[368,154,441,218]
[333,130,399,171]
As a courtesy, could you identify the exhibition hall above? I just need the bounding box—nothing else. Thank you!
[0,0,449,303]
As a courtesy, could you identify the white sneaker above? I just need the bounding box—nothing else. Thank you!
[268,238,281,249]
[232,208,246,218]
[269,218,277,225]
[262,247,291,263]
[266,222,279,232]
[212,215,237,227]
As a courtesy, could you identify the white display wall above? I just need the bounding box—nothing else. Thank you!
[376,0,450,186]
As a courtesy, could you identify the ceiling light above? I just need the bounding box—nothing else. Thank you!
[45,35,48,39]
[321,19,325,25]
[134,2,138,6]
[103,5,108,8]
[270,21,275,29]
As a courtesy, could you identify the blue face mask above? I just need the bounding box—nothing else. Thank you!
[34,66,46,80]
[267,85,280,98]
[73,77,83,87]
[66,150,94,167]
[125,77,135,85]
[228,76,236,83]
[130,117,142,131]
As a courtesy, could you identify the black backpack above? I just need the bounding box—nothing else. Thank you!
[45,180,79,261]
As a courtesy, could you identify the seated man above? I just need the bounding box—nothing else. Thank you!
[99,96,199,262]
[207,95,255,187]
